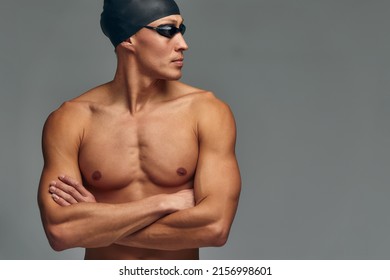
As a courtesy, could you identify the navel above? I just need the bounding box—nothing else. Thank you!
[176,167,187,177]
[92,171,102,181]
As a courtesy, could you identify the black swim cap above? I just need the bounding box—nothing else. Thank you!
[101,0,181,48]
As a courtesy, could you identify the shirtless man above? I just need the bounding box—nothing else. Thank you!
[38,0,241,260]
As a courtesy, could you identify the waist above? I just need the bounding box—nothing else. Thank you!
[84,245,199,260]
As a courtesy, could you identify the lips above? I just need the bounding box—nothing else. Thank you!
[172,57,184,66]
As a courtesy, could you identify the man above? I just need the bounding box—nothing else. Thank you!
[38,0,241,260]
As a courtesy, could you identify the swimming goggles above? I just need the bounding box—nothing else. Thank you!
[143,24,186,38]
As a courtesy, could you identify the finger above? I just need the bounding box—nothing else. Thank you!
[58,175,91,197]
[54,178,96,203]
[50,181,80,204]
[51,193,71,207]
[50,185,78,204]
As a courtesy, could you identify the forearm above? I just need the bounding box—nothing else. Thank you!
[42,194,173,251]
[116,199,234,250]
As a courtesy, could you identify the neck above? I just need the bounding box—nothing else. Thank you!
[110,54,168,115]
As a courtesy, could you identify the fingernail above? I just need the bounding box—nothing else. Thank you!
[50,181,56,186]
[59,175,65,179]
[49,186,56,193]
[52,194,59,200]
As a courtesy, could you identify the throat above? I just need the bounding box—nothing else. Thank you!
[111,71,168,115]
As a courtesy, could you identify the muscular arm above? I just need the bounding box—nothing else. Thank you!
[116,94,241,250]
[38,102,193,251]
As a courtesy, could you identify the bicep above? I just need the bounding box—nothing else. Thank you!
[193,98,241,221]
[38,108,84,225]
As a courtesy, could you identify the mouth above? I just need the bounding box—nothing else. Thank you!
[172,58,184,67]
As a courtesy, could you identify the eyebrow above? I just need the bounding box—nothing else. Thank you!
[159,18,184,25]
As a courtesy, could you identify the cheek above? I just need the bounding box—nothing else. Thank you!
[140,54,166,72]
[138,45,168,66]
[134,39,175,76]
[137,37,167,56]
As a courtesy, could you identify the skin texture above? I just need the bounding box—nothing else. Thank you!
[38,15,241,260]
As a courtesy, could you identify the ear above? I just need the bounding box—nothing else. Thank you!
[118,37,136,52]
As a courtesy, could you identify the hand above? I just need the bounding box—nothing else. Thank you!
[49,175,96,206]
[169,189,195,212]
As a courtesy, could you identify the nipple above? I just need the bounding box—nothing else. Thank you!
[176,167,187,176]
[92,171,102,181]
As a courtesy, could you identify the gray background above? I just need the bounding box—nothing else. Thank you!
[1,0,389,259]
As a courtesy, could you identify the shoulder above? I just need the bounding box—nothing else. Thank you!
[190,91,235,127]
[42,84,107,143]
[41,101,89,155]
[43,83,110,131]
[184,90,237,145]
[193,91,230,111]
[41,84,111,160]
[172,81,233,116]
[44,100,90,133]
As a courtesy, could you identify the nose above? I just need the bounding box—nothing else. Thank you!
[175,33,189,52]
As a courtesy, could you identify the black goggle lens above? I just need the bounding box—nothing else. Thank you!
[144,24,186,38]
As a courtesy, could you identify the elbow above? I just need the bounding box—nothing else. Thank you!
[45,224,72,252]
[207,223,230,247]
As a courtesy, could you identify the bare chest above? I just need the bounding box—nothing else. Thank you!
[78,106,198,195]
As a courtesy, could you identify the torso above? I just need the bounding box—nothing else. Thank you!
[73,81,203,259]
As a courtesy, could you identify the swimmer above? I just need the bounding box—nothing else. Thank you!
[38,0,241,260]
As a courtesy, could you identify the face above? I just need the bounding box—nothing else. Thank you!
[131,15,189,80]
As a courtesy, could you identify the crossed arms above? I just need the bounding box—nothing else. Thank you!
[38,95,241,251]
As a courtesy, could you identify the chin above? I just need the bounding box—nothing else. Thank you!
[167,75,182,81]
[161,71,183,81]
